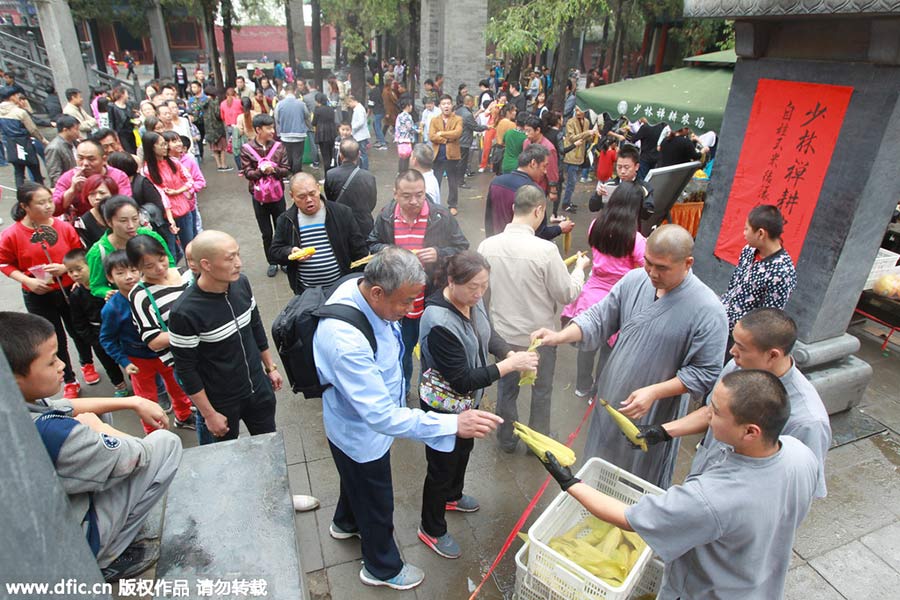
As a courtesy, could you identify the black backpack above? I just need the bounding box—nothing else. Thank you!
[271,275,377,398]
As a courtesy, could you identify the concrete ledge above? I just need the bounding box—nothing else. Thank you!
[155,432,305,599]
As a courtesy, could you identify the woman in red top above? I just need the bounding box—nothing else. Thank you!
[219,87,244,128]
[0,182,92,398]
[141,131,195,257]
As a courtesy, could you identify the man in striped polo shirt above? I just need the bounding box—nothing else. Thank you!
[368,170,469,392]
[270,172,368,295]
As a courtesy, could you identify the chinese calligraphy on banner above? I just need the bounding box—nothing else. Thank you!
[714,79,853,265]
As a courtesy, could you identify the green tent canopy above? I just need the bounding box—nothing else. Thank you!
[576,67,733,133]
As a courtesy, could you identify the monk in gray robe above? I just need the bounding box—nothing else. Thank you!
[532,225,727,488]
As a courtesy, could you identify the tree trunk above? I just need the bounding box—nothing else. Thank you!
[350,52,366,101]
[408,0,420,97]
[551,22,574,112]
[221,0,237,88]
[600,14,610,70]
[201,5,223,90]
[334,26,342,68]
[310,0,324,89]
[610,0,627,82]
[285,0,296,69]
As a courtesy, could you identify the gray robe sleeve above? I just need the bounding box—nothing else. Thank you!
[572,276,624,351]
[675,306,728,398]
[625,479,722,563]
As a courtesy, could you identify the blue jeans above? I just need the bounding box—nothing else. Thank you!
[174,211,196,253]
[562,164,580,207]
[400,316,420,396]
[373,113,386,146]
[358,139,370,170]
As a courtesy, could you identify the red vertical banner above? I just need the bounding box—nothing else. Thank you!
[714,79,853,264]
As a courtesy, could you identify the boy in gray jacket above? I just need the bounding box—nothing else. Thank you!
[1,311,182,582]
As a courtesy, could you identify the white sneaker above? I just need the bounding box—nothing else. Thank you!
[292,494,320,512]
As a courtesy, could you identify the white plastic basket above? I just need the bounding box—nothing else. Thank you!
[516,544,665,600]
[865,248,900,289]
[524,458,664,600]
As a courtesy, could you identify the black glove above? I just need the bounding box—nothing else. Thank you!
[541,451,581,491]
[634,424,672,447]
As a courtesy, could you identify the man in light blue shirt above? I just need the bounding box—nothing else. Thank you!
[313,247,502,591]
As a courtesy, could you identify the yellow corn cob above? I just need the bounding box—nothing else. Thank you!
[349,254,373,269]
[513,421,576,467]
[288,247,316,261]
[622,530,646,553]
[598,398,648,452]
[597,526,622,557]
[563,251,585,267]
[518,338,542,386]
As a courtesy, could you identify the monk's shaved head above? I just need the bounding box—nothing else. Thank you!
[191,230,236,263]
[646,224,694,261]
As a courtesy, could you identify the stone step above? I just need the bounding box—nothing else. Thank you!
[154,432,306,599]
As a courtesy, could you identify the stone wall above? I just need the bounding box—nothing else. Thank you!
[419,0,487,98]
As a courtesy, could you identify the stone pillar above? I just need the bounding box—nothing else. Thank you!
[0,354,110,597]
[685,2,900,412]
[419,0,486,97]
[147,0,173,79]
[288,0,309,65]
[34,0,89,96]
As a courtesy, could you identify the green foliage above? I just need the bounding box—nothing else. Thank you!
[670,19,734,56]
[486,0,609,58]
[320,0,409,56]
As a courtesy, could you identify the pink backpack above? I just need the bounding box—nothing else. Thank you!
[243,141,284,203]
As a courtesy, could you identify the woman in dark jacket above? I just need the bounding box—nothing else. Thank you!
[415,251,538,559]
[312,93,338,175]
[269,185,368,295]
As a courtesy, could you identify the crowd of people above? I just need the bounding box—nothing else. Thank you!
[0,55,828,599]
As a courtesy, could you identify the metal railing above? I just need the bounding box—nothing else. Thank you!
[0,50,53,113]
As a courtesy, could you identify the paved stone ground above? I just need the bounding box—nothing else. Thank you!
[1,139,898,600]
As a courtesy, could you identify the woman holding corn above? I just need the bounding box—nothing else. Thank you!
[415,250,539,560]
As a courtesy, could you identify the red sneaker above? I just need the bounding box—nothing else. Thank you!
[63,382,81,399]
[81,363,101,385]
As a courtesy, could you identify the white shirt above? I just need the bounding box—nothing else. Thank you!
[422,169,441,205]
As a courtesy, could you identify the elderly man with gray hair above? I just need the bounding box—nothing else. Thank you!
[531,224,728,488]
[313,246,502,591]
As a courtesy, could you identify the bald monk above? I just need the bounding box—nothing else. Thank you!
[532,225,727,488]
[168,230,284,445]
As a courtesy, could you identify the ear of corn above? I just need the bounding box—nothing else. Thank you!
[598,398,648,452]
[518,338,542,386]
[546,515,648,588]
[513,421,576,467]
[288,247,317,260]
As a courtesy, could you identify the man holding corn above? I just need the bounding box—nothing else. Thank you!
[532,224,727,488]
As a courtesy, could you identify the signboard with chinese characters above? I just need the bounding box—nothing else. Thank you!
[714,79,853,264]
[626,102,709,130]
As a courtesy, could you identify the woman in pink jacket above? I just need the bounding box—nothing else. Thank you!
[561,181,646,398]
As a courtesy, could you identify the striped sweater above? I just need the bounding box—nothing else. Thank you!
[168,274,270,408]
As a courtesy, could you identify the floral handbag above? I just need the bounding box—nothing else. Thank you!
[419,368,476,414]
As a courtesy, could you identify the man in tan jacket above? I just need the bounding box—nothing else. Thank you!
[429,95,463,215]
[561,106,597,211]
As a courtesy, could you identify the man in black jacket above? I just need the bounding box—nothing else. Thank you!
[271,173,369,295]
[455,95,487,184]
[367,170,469,390]
[324,138,378,237]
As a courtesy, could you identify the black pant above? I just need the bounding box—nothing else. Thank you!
[196,382,277,445]
[284,140,306,174]
[89,337,125,387]
[458,147,471,178]
[329,441,403,580]
[252,197,286,265]
[13,160,43,188]
[420,402,474,537]
[23,289,92,384]
[434,157,461,208]
[318,142,334,175]
[398,156,410,173]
